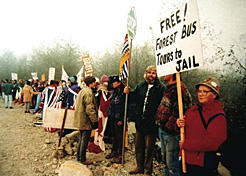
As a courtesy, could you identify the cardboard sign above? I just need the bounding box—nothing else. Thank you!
[155,0,203,77]
[48,67,55,83]
[43,108,78,130]
[41,74,46,82]
[82,55,93,76]
[31,72,38,80]
[127,6,137,40]
[11,73,18,80]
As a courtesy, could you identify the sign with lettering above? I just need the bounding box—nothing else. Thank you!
[11,73,18,80]
[155,0,203,76]
[48,67,55,83]
[82,55,93,76]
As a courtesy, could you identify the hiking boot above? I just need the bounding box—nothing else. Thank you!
[9,107,13,109]
[81,160,93,165]
[129,168,144,175]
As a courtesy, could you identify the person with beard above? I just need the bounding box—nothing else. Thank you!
[125,65,166,175]
[73,76,98,165]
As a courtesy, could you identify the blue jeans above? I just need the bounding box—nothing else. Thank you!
[4,95,12,108]
[159,127,180,176]
[34,93,42,112]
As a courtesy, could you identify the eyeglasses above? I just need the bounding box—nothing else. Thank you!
[197,90,211,95]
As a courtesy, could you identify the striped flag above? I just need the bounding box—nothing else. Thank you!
[119,34,130,80]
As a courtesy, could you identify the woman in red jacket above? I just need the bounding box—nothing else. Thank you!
[177,77,227,176]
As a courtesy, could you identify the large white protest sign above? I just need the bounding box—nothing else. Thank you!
[31,72,38,80]
[82,55,93,76]
[155,0,203,77]
[48,67,55,83]
[11,73,18,80]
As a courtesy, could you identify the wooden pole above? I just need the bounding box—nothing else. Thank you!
[58,108,68,147]
[122,38,132,165]
[176,72,187,173]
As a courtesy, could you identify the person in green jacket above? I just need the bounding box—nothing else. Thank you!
[3,79,14,108]
[73,76,98,165]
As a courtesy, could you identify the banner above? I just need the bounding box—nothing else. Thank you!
[48,67,55,83]
[155,0,203,76]
[11,73,18,80]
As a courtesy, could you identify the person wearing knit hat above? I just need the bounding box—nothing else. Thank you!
[74,75,98,165]
[69,76,75,84]
[177,77,227,176]
[100,75,109,83]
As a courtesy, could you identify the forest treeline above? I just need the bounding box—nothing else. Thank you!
[0,27,246,173]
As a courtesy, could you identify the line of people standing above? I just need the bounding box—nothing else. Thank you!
[72,66,226,176]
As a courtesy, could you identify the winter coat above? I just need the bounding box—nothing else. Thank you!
[3,82,13,95]
[183,100,227,168]
[156,82,192,134]
[22,85,35,102]
[108,84,125,123]
[73,85,98,130]
[129,79,165,134]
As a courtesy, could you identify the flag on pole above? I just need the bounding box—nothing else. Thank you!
[76,67,84,86]
[61,65,69,82]
[119,34,130,80]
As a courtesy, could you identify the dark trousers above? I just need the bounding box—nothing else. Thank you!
[135,130,157,174]
[112,122,124,156]
[181,164,218,176]
[77,130,91,162]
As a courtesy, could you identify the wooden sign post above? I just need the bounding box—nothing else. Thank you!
[176,72,186,172]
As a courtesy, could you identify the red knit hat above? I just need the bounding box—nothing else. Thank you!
[100,75,109,83]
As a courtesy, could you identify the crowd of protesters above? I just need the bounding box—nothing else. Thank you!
[0,66,227,176]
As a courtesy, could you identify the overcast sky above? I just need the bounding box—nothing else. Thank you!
[0,0,245,56]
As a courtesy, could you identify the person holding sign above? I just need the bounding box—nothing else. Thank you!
[156,73,192,176]
[177,77,227,176]
[126,66,166,175]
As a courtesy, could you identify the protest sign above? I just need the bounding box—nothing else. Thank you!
[41,74,46,82]
[155,0,203,77]
[48,67,55,83]
[43,108,78,130]
[127,7,137,40]
[82,55,93,76]
[31,72,38,80]
[11,73,18,80]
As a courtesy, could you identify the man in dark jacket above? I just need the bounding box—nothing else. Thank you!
[126,66,166,175]
[3,79,14,108]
